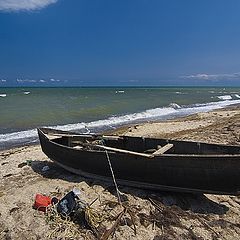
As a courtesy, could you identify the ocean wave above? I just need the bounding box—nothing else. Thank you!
[0,107,176,144]
[1,99,240,146]
[0,94,6,97]
[217,95,232,100]
[235,94,240,99]
[169,103,181,109]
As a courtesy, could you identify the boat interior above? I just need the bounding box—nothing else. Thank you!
[40,128,240,156]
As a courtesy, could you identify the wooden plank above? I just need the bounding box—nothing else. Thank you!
[72,140,153,158]
[93,144,153,158]
[73,146,83,149]
[102,135,122,141]
[46,132,94,138]
[152,143,173,156]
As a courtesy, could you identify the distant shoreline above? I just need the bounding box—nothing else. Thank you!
[106,103,240,138]
[1,85,240,88]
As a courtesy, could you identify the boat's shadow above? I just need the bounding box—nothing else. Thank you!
[31,160,229,215]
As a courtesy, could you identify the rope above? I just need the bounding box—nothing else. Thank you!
[84,205,104,229]
[87,138,124,205]
[104,149,123,206]
[45,204,81,239]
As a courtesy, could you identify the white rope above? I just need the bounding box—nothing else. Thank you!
[104,146,129,228]
[104,149,123,206]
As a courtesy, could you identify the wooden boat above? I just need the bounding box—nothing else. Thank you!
[38,127,240,195]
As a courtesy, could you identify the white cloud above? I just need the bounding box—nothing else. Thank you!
[181,72,240,81]
[0,0,58,12]
[50,78,60,82]
[17,78,37,83]
[39,79,46,82]
[129,79,140,83]
[0,79,7,82]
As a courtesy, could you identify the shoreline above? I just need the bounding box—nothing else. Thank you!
[105,103,240,145]
[1,103,240,152]
[0,105,240,239]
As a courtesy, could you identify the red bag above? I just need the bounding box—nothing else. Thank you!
[33,194,52,212]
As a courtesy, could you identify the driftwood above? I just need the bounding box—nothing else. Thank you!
[100,205,137,240]
[100,208,126,240]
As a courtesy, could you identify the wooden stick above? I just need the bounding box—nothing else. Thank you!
[102,135,122,141]
[71,141,153,158]
[100,208,126,240]
[73,139,172,158]
[94,144,153,158]
[152,143,173,156]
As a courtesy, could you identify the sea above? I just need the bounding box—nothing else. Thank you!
[1,87,240,150]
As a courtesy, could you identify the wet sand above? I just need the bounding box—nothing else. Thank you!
[0,105,240,239]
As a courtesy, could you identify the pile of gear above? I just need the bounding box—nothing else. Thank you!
[33,188,138,239]
[33,189,104,239]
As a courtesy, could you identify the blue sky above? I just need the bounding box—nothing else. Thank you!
[1,0,240,86]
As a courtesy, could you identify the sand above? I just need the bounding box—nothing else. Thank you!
[0,105,240,239]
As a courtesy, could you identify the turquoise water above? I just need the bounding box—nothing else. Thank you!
[0,87,240,149]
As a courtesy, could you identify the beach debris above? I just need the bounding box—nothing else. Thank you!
[100,201,137,240]
[41,165,50,172]
[100,207,126,240]
[0,191,5,198]
[146,197,226,239]
[57,190,81,216]
[43,189,104,239]
[0,222,9,240]
[34,188,139,239]
[18,160,32,168]
[1,162,8,166]
[72,187,81,196]
[33,194,53,212]
[49,186,62,198]
[26,160,33,166]
[18,162,27,168]
[3,173,12,178]
[9,207,20,214]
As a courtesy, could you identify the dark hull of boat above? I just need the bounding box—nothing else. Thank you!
[38,128,240,195]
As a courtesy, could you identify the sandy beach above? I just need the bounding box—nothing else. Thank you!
[1,105,240,240]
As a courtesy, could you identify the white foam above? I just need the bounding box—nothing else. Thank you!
[0,107,177,143]
[169,103,181,109]
[0,129,37,143]
[115,90,125,93]
[177,99,240,115]
[235,94,240,99]
[217,95,232,100]
[23,91,30,95]
[1,99,240,145]
[0,94,6,97]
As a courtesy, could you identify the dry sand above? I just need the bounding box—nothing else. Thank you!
[0,106,240,239]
